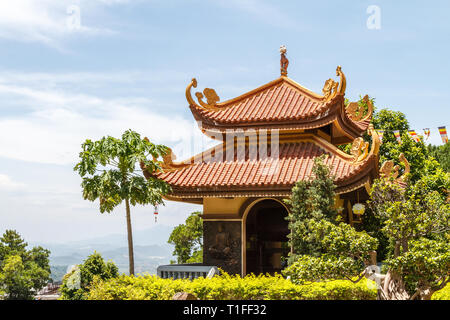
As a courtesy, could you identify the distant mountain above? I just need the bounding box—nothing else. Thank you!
[31,224,177,281]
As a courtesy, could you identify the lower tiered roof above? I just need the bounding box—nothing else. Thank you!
[148,129,380,202]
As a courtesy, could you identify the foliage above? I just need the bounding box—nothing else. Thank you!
[0,230,51,300]
[59,252,119,300]
[432,283,450,300]
[186,249,203,264]
[168,211,203,264]
[368,177,449,299]
[284,156,338,262]
[427,143,450,172]
[372,108,431,183]
[361,207,390,261]
[87,272,376,300]
[73,129,170,214]
[282,219,378,283]
[73,129,171,275]
[285,101,449,299]
[284,157,378,282]
[408,158,450,201]
[339,95,377,154]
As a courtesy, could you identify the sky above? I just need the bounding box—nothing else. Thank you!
[0,0,449,244]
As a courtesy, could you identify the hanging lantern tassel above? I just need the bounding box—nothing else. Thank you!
[154,205,159,223]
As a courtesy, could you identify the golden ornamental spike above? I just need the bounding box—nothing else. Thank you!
[280,45,289,76]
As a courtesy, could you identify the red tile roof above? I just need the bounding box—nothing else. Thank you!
[189,76,370,139]
[155,137,377,198]
[192,78,333,124]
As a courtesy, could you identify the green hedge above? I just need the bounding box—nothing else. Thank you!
[432,283,450,300]
[87,273,376,300]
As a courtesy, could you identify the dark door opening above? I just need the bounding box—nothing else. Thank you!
[245,199,289,275]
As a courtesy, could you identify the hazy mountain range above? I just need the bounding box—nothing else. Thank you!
[30,225,176,281]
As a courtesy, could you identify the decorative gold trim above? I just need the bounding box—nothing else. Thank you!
[322,78,339,101]
[185,78,224,111]
[336,65,346,97]
[397,153,410,183]
[380,152,410,185]
[321,65,347,102]
[369,124,381,156]
[148,147,189,173]
[185,78,198,107]
[350,123,379,163]
[350,137,369,162]
[346,95,373,122]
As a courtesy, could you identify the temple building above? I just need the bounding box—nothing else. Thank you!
[146,47,382,276]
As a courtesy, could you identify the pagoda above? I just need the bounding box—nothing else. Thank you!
[144,47,381,276]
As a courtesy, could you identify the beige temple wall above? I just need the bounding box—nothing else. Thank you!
[203,197,248,216]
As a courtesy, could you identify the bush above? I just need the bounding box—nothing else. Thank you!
[432,283,450,300]
[87,273,376,300]
[59,252,119,300]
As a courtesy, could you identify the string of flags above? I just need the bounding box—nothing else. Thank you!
[375,126,448,144]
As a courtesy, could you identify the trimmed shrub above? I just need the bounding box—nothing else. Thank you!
[59,252,119,300]
[431,283,450,300]
[87,273,376,300]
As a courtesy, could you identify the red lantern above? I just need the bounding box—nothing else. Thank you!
[154,205,159,222]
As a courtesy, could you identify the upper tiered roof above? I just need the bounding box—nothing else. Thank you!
[186,58,373,142]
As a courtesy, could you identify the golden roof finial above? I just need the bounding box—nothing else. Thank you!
[321,66,347,101]
[280,45,289,76]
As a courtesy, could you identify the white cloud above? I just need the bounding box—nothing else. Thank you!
[0,0,126,48]
[0,174,26,191]
[0,71,201,165]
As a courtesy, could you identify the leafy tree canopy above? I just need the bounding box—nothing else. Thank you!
[59,251,119,300]
[284,156,339,262]
[74,129,171,213]
[0,230,51,300]
[428,143,450,172]
[368,177,449,299]
[168,211,203,264]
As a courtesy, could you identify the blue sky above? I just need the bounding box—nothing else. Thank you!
[0,0,449,243]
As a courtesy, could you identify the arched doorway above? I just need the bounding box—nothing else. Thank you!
[244,199,290,275]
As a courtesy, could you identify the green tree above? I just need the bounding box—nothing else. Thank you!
[368,176,449,299]
[284,156,338,263]
[74,129,171,275]
[59,251,119,300]
[283,159,449,300]
[428,143,450,172]
[0,230,51,300]
[168,211,203,264]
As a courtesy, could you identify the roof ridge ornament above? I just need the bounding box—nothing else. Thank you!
[346,95,374,122]
[280,45,289,76]
[350,124,380,163]
[380,152,410,186]
[140,146,189,176]
[322,65,347,101]
[185,78,223,111]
